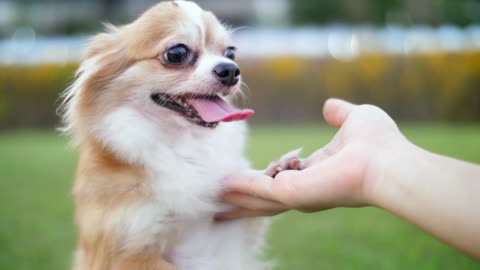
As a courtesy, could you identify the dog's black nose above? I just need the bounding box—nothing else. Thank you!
[213,62,240,86]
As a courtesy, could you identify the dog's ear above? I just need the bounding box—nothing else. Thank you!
[80,23,130,94]
[84,23,123,59]
[86,1,179,61]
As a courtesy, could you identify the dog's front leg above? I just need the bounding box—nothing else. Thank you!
[264,148,304,178]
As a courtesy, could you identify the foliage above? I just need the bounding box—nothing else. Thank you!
[242,52,480,123]
[1,52,480,129]
[291,0,480,26]
[0,64,77,129]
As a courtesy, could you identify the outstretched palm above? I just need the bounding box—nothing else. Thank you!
[216,99,403,220]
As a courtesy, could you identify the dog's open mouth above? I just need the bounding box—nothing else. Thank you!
[151,93,254,128]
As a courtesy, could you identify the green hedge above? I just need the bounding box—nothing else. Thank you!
[0,64,77,129]
[1,52,479,129]
[243,52,480,123]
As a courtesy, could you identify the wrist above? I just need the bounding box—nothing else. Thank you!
[364,135,424,208]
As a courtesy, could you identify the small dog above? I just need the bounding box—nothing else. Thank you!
[60,1,300,269]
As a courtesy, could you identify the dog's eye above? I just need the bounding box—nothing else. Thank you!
[164,44,189,65]
[224,47,236,61]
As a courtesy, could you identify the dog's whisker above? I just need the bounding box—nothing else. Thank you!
[236,83,250,107]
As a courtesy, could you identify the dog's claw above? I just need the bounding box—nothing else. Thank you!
[288,159,301,170]
[265,148,304,178]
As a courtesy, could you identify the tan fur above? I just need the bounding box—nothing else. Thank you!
[73,139,148,269]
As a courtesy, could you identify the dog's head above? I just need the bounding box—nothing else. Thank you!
[61,1,253,158]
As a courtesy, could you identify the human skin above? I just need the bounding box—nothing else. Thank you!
[217,98,480,259]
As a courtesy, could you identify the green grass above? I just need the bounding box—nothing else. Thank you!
[1,124,479,269]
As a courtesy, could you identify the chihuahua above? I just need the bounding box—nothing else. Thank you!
[60,1,300,269]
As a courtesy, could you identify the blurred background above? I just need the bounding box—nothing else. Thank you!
[1,0,479,269]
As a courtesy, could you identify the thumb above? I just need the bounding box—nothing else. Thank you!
[274,149,363,211]
[323,98,356,128]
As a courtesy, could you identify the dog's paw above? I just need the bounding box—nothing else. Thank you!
[264,148,304,178]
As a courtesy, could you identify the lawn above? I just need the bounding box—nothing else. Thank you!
[0,124,479,270]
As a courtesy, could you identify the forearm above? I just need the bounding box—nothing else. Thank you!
[371,139,480,259]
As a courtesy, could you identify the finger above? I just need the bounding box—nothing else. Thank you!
[223,174,276,201]
[214,208,284,221]
[323,98,356,128]
[222,192,287,211]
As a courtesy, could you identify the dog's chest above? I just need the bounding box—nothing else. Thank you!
[147,123,249,215]
[120,124,265,269]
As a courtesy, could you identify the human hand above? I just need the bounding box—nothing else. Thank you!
[216,98,406,220]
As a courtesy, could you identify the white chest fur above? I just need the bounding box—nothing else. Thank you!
[96,107,266,270]
[147,120,250,215]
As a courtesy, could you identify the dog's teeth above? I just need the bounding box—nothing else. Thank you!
[206,122,218,128]
[185,110,195,118]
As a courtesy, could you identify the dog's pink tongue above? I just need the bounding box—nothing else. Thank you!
[185,96,254,123]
